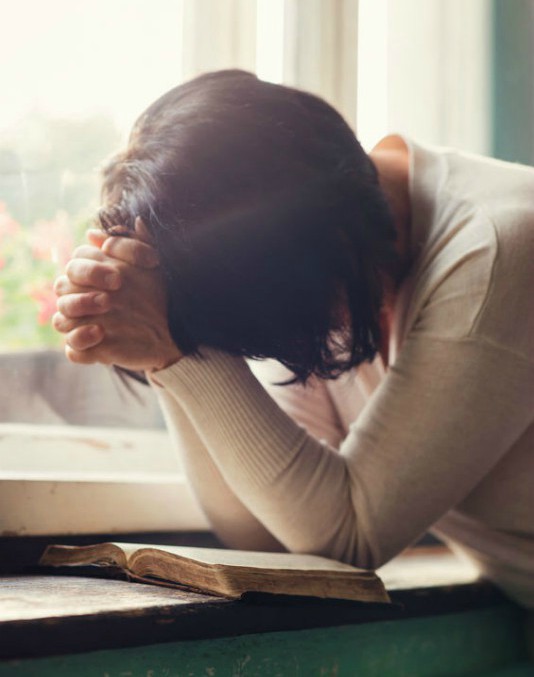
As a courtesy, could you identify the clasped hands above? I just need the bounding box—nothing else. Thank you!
[53,218,182,373]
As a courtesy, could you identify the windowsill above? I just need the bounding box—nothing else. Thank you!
[0,423,210,537]
[0,349,164,428]
[0,546,525,663]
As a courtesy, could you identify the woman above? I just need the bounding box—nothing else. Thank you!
[53,70,534,610]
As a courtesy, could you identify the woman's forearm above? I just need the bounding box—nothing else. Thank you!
[152,348,363,563]
[150,338,533,570]
[154,386,286,551]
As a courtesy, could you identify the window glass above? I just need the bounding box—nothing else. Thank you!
[0,0,293,427]
[0,0,185,351]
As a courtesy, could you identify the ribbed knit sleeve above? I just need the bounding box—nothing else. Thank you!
[154,349,308,486]
[148,139,534,603]
[152,335,534,571]
[152,384,285,551]
[152,348,360,562]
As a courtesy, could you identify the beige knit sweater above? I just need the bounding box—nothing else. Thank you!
[150,139,534,608]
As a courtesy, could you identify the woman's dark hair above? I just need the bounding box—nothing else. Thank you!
[98,70,397,384]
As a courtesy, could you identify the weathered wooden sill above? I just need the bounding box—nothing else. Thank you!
[0,540,531,677]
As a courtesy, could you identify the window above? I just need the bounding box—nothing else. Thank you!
[0,0,186,353]
[356,0,491,154]
[3,0,528,537]
[1,0,359,536]
[0,0,359,428]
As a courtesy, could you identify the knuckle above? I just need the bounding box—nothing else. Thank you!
[66,327,89,351]
[102,236,122,252]
[60,314,79,333]
[65,258,85,282]
[77,295,93,315]
[91,291,110,311]
[53,275,68,295]
[55,295,70,316]
[102,236,131,263]
[56,294,84,319]
[65,346,78,363]
[101,238,116,256]
[66,259,105,287]
[72,244,102,260]
[103,236,156,268]
[66,346,92,364]
[52,312,67,332]
[71,245,89,259]
[64,259,75,277]
[102,263,124,289]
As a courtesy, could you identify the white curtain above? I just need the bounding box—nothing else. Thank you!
[180,0,360,130]
[357,0,491,153]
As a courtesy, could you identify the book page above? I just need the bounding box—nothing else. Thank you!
[116,543,369,572]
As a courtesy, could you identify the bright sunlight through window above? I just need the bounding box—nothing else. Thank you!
[0,0,294,350]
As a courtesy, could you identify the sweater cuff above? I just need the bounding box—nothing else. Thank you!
[151,348,307,486]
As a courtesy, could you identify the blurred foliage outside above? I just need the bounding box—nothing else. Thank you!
[0,112,121,350]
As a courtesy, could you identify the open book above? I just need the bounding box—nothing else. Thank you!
[40,542,390,604]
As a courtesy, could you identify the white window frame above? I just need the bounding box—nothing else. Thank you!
[1,0,360,538]
[3,0,493,538]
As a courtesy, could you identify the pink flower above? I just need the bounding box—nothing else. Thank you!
[30,281,58,326]
[30,211,74,266]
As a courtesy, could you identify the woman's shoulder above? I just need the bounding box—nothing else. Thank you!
[397,148,534,363]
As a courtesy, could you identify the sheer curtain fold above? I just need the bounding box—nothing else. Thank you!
[181,0,359,130]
